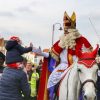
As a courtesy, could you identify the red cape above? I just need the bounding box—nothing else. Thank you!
[37,58,50,100]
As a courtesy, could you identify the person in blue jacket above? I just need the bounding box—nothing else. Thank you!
[0,36,34,100]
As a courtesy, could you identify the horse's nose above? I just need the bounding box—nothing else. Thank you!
[84,95,97,100]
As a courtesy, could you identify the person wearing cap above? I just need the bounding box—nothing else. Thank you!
[0,51,5,79]
[0,36,36,100]
[37,11,93,100]
[5,36,33,68]
[25,61,39,100]
[96,49,100,100]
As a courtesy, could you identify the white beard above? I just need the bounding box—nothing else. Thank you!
[59,29,81,49]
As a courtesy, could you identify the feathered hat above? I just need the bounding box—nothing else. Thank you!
[63,11,76,31]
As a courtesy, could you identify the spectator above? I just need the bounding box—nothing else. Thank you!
[37,59,43,76]
[25,62,39,100]
[5,36,33,67]
[0,59,31,100]
[0,36,34,100]
[0,51,5,79]
[96,48,100,100]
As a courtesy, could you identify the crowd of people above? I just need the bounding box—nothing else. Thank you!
[0,36,41,100]
[0,11,100,100]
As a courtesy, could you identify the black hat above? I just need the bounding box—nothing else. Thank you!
[0,52,5,61]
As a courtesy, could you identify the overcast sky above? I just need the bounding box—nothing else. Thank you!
[0,0,100,49]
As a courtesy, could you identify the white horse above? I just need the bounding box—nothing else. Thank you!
[59,46,99,100]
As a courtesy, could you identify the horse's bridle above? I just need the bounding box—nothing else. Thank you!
[66,57,97,99]
[80,79,97,92]
[78,58,97,93]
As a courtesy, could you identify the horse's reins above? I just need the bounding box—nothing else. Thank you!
[65,57,97,99]
[79,58,95,61]
[78,57,97,94]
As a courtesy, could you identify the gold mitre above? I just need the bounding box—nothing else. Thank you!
[63,11,76,30]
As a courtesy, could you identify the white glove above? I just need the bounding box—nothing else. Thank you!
[32,47,49,58]
[40,52,49,58]
[32,47,42,54]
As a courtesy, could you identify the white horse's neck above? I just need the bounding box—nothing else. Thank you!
[59,61,81,100]
[67,62,81,100]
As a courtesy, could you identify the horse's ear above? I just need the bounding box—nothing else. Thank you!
[92,44,99,57]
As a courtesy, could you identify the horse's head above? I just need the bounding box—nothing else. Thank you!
[77,45,99,100]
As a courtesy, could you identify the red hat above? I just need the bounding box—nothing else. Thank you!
[10,36,20,42]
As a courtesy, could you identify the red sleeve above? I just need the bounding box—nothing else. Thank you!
[81,36,91,48]
[75,36,92,57]
[68,49,75,55]
[52,40,63,56]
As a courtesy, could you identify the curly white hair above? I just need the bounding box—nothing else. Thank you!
[59,29,81,49]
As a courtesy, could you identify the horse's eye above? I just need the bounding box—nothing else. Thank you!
[78,69,81,72]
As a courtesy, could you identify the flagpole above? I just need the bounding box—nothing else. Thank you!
[89,17,100,43]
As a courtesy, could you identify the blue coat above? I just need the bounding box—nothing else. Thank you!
[0,67,31,100]
[5,40,32,64]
